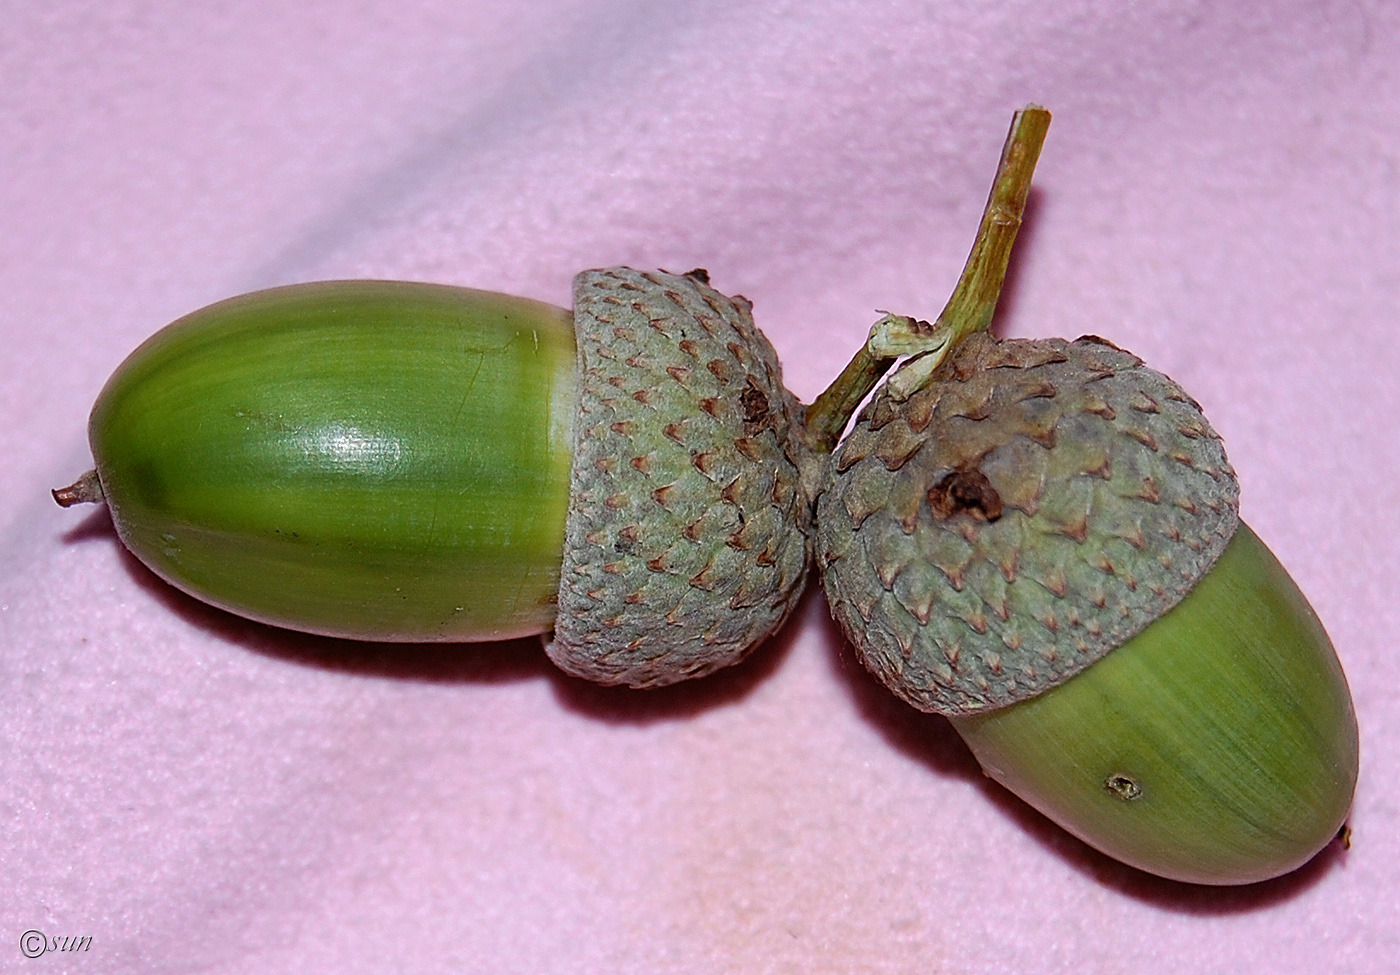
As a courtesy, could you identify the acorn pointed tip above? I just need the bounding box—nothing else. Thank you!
[53,469,103,507]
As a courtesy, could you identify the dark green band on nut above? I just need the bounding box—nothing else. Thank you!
[547,268,813,688]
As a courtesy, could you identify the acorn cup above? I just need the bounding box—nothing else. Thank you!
[54,268,813,689]
[814,107,1358,885]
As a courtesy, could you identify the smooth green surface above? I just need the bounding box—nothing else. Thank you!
[951,522,1358,885]
[90,280,577,642]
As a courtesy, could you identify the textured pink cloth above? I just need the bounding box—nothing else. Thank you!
[4,2,1398,972]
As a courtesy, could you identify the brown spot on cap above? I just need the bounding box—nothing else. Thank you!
[928,468,1004,522]
[739,377,771,434]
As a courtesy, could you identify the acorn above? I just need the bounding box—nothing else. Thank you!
[54,268,813,688]
[815,107,1358,884]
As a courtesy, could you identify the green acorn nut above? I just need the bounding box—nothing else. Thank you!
[817,333,1358,884]
[56,268,813,688]
[814,106,1358,885]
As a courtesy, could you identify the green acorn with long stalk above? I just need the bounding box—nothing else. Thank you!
[813,107,1358,885]
[54,105,1357,885]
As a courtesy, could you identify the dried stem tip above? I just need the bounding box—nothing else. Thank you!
[52,469,104,507]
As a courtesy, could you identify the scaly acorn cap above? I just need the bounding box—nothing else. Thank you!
[818,330,1239,715]
[547,267,813,688]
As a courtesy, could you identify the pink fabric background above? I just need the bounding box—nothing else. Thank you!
[4,2,1398,971]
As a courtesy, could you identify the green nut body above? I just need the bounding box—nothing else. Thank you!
[88,280,577,642]
[951,523,1357,885]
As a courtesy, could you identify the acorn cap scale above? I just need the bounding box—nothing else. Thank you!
[547,268,813,688]
[818,330,1239,715]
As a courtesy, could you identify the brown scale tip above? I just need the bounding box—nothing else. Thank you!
[52,469,104,507]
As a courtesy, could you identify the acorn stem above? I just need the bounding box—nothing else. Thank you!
[802,104,1051,451]
[801,342,892,453]
[52,469,104,507]
[935,104,1050,348]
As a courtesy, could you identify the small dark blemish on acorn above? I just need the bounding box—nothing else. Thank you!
[1335,823,1352,849]
[1105,773,1143,801]
[739,377,771,435]
[928,468,1003,522]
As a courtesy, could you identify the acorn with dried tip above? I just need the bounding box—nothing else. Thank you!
[54,268,814,689]
[814,107,1358,885]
